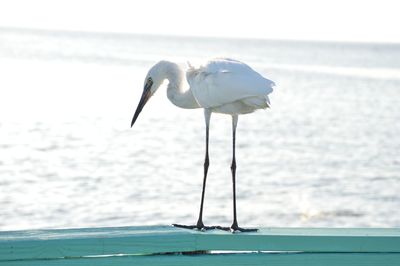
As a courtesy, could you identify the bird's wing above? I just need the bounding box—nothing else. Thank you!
[187,58,275,108]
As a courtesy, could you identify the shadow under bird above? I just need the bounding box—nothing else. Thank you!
[131,58,275,232]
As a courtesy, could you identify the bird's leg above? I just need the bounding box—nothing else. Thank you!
[194,116,211,229]
[173,110,216,231]
[219,115,258,233]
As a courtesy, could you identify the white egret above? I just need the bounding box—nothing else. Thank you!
[131,58,275,232]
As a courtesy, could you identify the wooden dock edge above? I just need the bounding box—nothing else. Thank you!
[1,226,399,265]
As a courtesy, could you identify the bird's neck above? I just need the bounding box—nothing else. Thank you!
[163,61,200,109]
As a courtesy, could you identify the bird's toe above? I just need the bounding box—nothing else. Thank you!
[172,224,198,230]
[215,225,258,233]
[231,226,258,233]
[172,224,218,231]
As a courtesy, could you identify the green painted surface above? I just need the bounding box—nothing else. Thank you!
[1,226,399,265]
[1,253,400,266]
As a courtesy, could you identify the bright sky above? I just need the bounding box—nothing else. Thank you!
[0,0,399,43]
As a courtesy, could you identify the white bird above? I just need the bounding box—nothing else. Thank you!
[131,58,275,232]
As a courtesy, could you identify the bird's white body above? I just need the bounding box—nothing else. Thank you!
[146,58,275,115]
[188,58,274,114]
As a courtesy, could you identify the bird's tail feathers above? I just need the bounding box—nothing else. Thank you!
[265,96,271,108]
[242,96,271,109]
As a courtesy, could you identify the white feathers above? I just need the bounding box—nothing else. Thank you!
[187,58,275,114]
[147,58,275,115]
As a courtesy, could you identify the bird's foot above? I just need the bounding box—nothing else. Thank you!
[216,224,258,233]
[173,223,218,231]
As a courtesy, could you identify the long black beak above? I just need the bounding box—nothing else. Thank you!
[131,82,152,127]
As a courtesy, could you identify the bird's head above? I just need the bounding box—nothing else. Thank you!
[131,63,166,127]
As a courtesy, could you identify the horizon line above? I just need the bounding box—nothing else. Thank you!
[1,26,400,46]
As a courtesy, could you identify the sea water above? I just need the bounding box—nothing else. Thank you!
[0,28,399,230]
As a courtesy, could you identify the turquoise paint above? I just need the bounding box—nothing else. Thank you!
[1,226,399,265]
